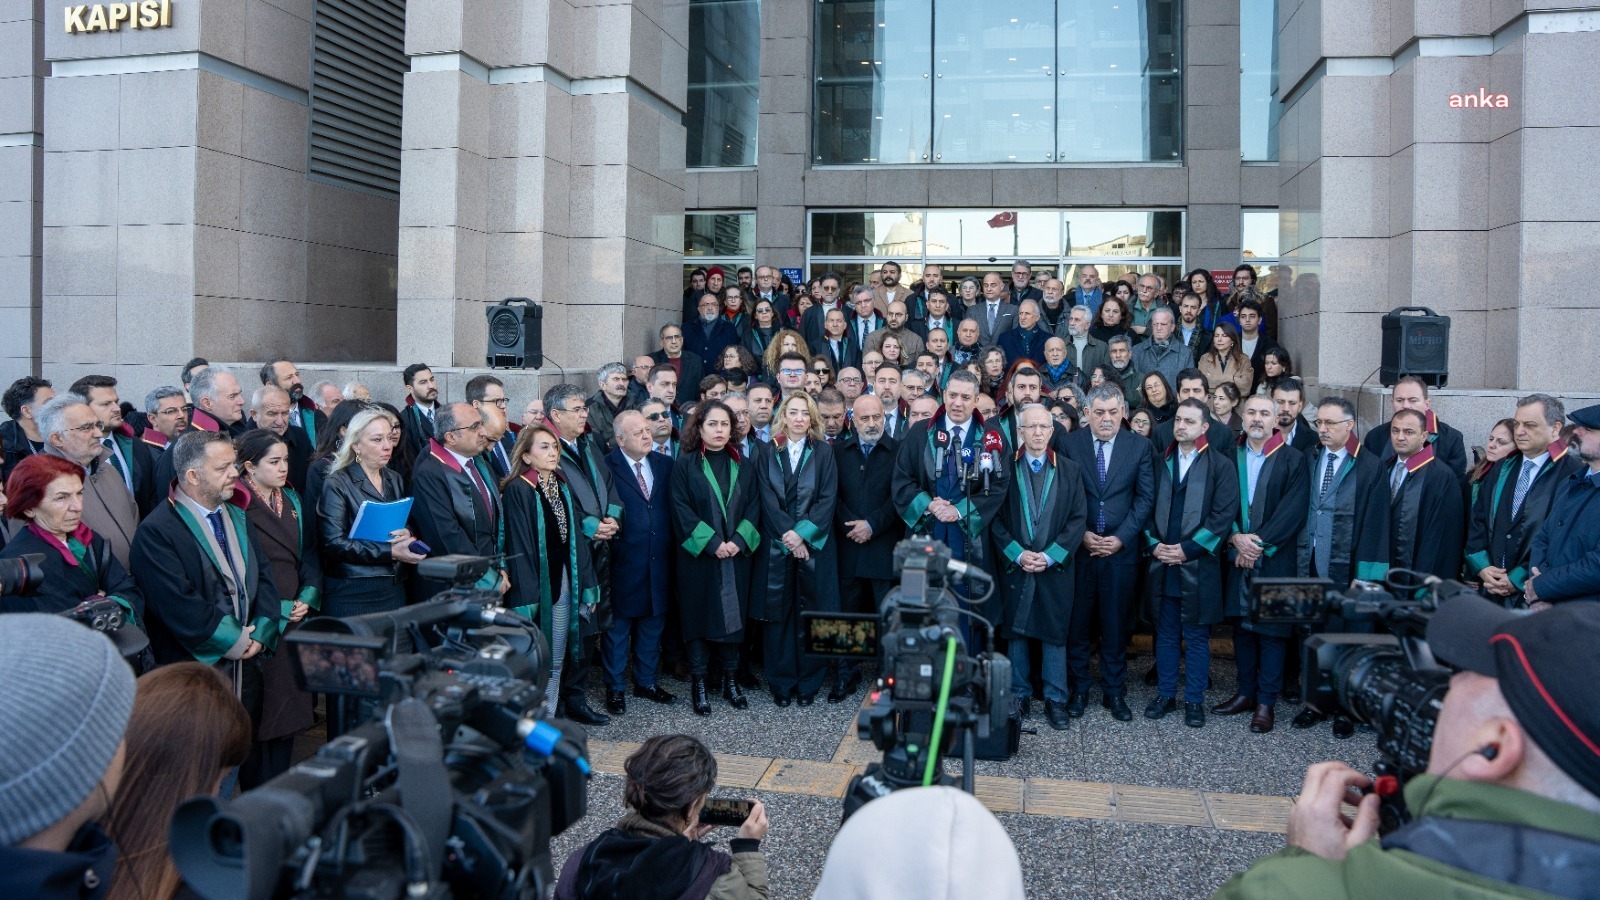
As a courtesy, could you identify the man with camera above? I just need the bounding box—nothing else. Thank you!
[1216,596,1600,898]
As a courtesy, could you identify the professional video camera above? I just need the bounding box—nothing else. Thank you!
[802,538,1012,820]
[0,551,43,597]
[1250,569,1486,832]
[1,551,152,667]
[171,555,591,900]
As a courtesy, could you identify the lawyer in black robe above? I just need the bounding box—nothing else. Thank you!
[0,523,142,620]
[1382,445,1464,581]
[1363,408,1468,484]
[1465,440,1583,602]
[409,437,503,599]
[1296,433,1391,590]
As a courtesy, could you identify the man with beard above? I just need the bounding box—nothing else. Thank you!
[1105,335,1141,404]
[1273,377,1319,454]
[870,260,911,315]
[1063,305,1110,378]
[834,395,903,685]
[1038,278,1071,333]
[871,366,907,440]
[1009,260,1044,306]
[1215,395,1308,733]
[1526,403,1600,606]
[1174,290,1211,361]
[1362,375,1468,484]
[866,300,926,362]
[70,374,158,517]
[1150,369,1236,455]
[684,294,739,370]
[992,366,1069,456]
[1467,394,1583,604]
[908,262,944,319]
[399,362,441,466]
[259,358,329,450]
[1384,408,1466,580]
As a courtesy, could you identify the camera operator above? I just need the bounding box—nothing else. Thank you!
[554,734,770,899]
[0,614,136,900]
[1216,597,1600,898]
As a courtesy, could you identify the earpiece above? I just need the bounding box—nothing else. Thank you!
[1479,743,1500,761]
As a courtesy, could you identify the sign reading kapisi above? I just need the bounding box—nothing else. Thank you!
[65,0,171,33]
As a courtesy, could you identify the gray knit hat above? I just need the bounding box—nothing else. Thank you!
[0,614,137,846]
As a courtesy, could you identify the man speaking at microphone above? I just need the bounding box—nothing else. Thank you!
[892,370,1011,632]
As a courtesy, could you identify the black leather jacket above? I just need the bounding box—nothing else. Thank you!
[317,464,406,579]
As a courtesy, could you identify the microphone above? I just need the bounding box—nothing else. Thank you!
[960,446,974,480]
[979,451,994,492]
[935,428,950,470]
[981,431,1002,492]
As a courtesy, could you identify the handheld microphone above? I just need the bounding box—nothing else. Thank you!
[960,446,974,480]
[935,428,950,470]
[979,451,994,492]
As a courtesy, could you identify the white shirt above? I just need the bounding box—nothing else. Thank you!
[1520,451,1550,481]
[653,441,673,455]
[1242,336,1260,359]
[1177,446,1199,482]
[786,436,806,471]
[623,450,655,494]
[1094,432,1117,470]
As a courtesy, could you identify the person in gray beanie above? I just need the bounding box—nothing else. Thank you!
[0,613,137,899]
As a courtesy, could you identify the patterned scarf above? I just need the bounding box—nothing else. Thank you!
[248,475,283,517]
[537,472,569,543]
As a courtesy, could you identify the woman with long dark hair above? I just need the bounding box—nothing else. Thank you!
[717,344,760,390]
[317,407,424,616]
[107,663,252,900]
[502,424,597,717]
[1259,346,1294,396]
[1187,267,1226,331]
[750,393,839,706]
[231,428,320,786]
[1141,372,1177,427]
[670,401,761,716]
[1467,418,1519,508]
[1090,294,1133,343]
[743,298,781,367]
[0,453,142,619]
[1198,322,1255,398]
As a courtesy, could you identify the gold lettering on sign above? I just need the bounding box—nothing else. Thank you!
[65,0,169,32]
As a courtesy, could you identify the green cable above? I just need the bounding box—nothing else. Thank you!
[922,636,959,787]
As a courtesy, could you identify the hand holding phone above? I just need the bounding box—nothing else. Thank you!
[697,797,754,828]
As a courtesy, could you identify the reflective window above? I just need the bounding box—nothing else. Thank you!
[685,213,756,257]
[687,0,760,167]
[814,0,1182,164]
[1063,210,1183,258]
[924,211,1060,257]
[1241,210,1280,262]
[1240,0,1280,160]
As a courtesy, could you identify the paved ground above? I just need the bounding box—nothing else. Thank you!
[545,649,1379,900]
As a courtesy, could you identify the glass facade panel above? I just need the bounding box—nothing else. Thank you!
[1241,210,1280,261]
[686,0,761,168]
[1062,210,1183,258]
[932,0,1057,163]
[814,0,1181,164]
[814,0,934,164]
[1240,0,1280,160]
[808,211,933,256]
[685,213,756,257]
[923,210,1060,257]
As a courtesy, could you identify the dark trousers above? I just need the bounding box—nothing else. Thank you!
[840,575,892,615]
[687,639,741,676]
[1156,594,1211,704]
[1231,622,1287,706]
[603,613,666,690]
[561,634,602,703]
[764,594,826,698]
[1067,550,1137,693]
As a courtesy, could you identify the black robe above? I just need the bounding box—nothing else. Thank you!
[409,440,502,598]
[1384,447,1465,581]
[751,437,840,622]
[556,429,623,635]
[992,450,1088,643]
[0,525,142,620]
[1223,437,1309,637]
[1465,445,1586,594]
[1364,415,1468,484]
[503,472,599,659]
[1144,439,1240,626]
[832,434,904,586]
[669,448,761,642]
[236,485,321,741]
[1296,441,1392,588]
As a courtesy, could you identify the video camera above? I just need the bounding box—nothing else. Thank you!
[0,551,152,668]
[1250,569,1485,831]
[803,538,1011,820]
[171,555,591,900]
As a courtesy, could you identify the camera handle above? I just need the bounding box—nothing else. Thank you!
[922,636,960,788]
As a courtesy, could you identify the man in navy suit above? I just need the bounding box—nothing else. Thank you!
[600,411,677,714]
[1062,383,1157,721]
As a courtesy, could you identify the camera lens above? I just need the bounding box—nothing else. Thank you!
[0,554,45,597]
[1330,645,1449,775]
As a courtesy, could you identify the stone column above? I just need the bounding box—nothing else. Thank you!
[0,0,44,386]
[750,0,809,270]
[1183,0,1246,276]
[396,0,688,372]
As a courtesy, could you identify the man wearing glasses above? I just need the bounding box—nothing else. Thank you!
[648,324,706,402]
[36,393,141,566]
[800,272,844,346]
[409,402,507,602]
[467,374,516,480]
[639,399,678,457]
[772,353,811,398]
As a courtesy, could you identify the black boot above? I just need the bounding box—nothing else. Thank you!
[724,677,749,709]
[691,676,711,716]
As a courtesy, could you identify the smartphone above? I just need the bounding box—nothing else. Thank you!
[409,540,431,556]
[698,797,753,828]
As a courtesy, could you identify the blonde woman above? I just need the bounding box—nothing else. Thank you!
[316,407,424,616]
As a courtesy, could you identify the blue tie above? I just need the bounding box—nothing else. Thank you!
[1095,440,1108,533]
[206,509,246,603]
[1510,458,1536,519]
[861,442,875,458]
[1030,457,1043,474]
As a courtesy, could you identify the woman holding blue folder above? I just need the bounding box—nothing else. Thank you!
[317,407,427,616]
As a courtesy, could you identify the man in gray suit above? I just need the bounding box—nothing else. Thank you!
[965,271,1018,348]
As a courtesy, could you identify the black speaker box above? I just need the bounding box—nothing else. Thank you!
[485,297,543,369]
[1380,306,1450,387]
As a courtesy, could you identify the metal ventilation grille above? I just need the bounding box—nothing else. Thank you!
[309,0,406,197]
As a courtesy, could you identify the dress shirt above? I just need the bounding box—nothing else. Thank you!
[1177,447,1199,482]
[1245,442,1269,506]
[786,436,806,471]
[623,450,655,496]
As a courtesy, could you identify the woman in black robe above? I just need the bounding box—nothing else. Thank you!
[231,429,321,786]
[751,392,839,706]
[502,424,598,718]
[670,400,761,716]
[0,454,143,620]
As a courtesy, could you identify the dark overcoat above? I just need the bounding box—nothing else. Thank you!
[1144,438,1240,626]
[750,436,840,622]
[992,449,1088,642]
[1222,436,1309,637]
[1465,443,1584,592]
[832,434,904,583]
[669,448,761,642]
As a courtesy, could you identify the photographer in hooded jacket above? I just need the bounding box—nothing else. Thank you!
[1215,596,1600,899]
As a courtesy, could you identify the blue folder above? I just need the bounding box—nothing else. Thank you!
[349,498,414,542]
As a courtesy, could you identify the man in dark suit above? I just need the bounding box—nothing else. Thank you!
[259,357,330,451]
[409,402,505,600]
[1527,403,1600,607]
[683,294,739,370]
[601,411,677,714]
[546,383,623,726]
[71,374,158,517]
[833,395,903,700]
[845,286,887,355]
[246,384,315,493]
[1,375,53,482]
[1467,395,1585,604]
[1362,375,1468,484]
[800,272,845,345]
[967,271,1019,348]
[1062,384,1157,721]
[1272,377,1319,455]
[639,398,680,457]
[1384,408,1466,581]
[1008,260,1044,306]
[398,363,441,470]
[810,307,859,373]
[870,366,909,441]
[649,325,705,403]
[467,374,517,481]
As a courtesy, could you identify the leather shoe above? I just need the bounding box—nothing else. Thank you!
[1249,704,1275,733]
[1331,715,1356,740]
[633,685,676,704]
[1212,693,1256,716]
[723,680,749,710]
[564,698,611,726]
[1184,702,1206,728]
[690,677,711,716]
[1291,707,1327,729]
[1045,700,1072,731]
[1102,692,1133,722]
[1018,696,1033,719]
[797,692,817,707]
[773,690,792,708]
[1065,692,1089,718]
[605,690,626,715]
[1144,696,1177,719]
[828,670,862,703]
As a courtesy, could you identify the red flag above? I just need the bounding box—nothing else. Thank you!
[987,211,1017,228]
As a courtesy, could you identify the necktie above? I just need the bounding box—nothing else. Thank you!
[1320,453,1337,498]
[466,461,494,517]
[495,443,510,474]
[861,442,875,458]
[952,425,963,449]
[205,509,246,606]
[103,437,129,487]
[1030,457,1043,474]
[987,304,997,333]
[1094,440,1108,533]
[1390,461,1405,498]
[1511,458,1536,519]
[634,460,651,500]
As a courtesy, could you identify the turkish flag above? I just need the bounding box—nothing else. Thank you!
[987,211,1017,228]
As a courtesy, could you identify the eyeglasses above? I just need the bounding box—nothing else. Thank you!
[645,412,670,421]
[447,421,486,433]
[64,421,101,436]
[479,398,510,408]
[555,406,587,415]
[778,368,805,377]
[662,334,683,341]
[837,376,862,383]
[1020,423,1054,432]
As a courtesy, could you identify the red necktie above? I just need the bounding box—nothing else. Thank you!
[635,460,651,500]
